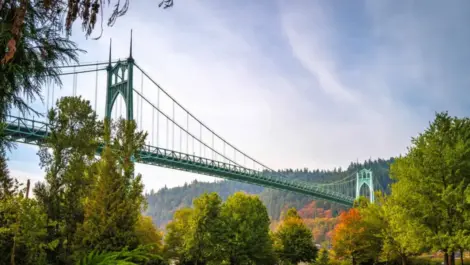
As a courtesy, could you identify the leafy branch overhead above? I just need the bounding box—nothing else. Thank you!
[0,0,174,64]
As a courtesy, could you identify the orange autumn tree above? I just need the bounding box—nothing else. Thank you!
[332,207,382,265]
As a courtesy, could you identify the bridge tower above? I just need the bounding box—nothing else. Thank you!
[105,31,135,121]
[356,168,374,203]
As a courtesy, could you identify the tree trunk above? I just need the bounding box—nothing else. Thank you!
[10,237,16,265]
[460,249,464,265]
[401,255,408,265]
[451,251,455,265]
[445,252,449,265]
[352,256,356,265]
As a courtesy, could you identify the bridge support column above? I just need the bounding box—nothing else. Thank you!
[105,33,135,121]
[356,169,374,203]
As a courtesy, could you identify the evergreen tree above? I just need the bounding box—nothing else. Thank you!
[0,150,18,200]
[0,1,81,118]
[77,118,146,254]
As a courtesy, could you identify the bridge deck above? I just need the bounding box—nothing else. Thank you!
[4,116,354,206]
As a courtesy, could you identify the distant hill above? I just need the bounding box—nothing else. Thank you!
[144,158,394,227]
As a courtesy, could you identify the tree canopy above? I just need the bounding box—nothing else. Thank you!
[273,207,317,265]
[220,192,275,265]
[389,112,470,265]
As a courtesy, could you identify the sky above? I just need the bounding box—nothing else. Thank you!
[7,0,470,193]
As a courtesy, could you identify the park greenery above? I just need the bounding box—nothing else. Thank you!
[1,1,470,264]
[0,94,469,265]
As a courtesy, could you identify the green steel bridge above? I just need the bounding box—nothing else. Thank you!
[4,37,375,207]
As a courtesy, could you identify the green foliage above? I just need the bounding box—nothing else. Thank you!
[0,150,19,200]
[273,208,317,265]
[280,207,302,220]
[75,245,165,265]
[379,193,425,264]
[353,196,370,209]
[163,207,193,263]
[33,96,102,264]
[76,119,146,254]
[135,215,163,254]
[163,192,278,265]
[0,195,52,265]
[316,249,330,265]
[145,180,263,227]
[389,112,470,264]
[0,98,164,264]
[0,1,81,118]
[185,192,225,264]
[145,159,393,225]
[220,192,275,265]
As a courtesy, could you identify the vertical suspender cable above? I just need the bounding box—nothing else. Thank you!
[172,102,175,150]
[95,63,98,112]
[152,108,155,146]
[166,118,169,149]
[135,92,138,122]
[157,86,160,147]
[199,124,202,157]
[140,72,143,130]
[186,113,189,153]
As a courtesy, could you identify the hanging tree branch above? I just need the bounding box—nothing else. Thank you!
[1,0,174,64]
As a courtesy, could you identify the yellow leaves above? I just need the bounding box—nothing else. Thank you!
[135,215,163,253]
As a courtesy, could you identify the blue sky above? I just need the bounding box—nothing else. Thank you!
[7,0,470,192]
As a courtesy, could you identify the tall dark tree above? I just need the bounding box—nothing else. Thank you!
[0,150,18,200]
[33,96,102,264]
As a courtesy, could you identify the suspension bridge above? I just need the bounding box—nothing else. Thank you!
[3,37,376,206]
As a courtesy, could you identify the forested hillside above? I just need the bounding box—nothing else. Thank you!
[144,158,394,227]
